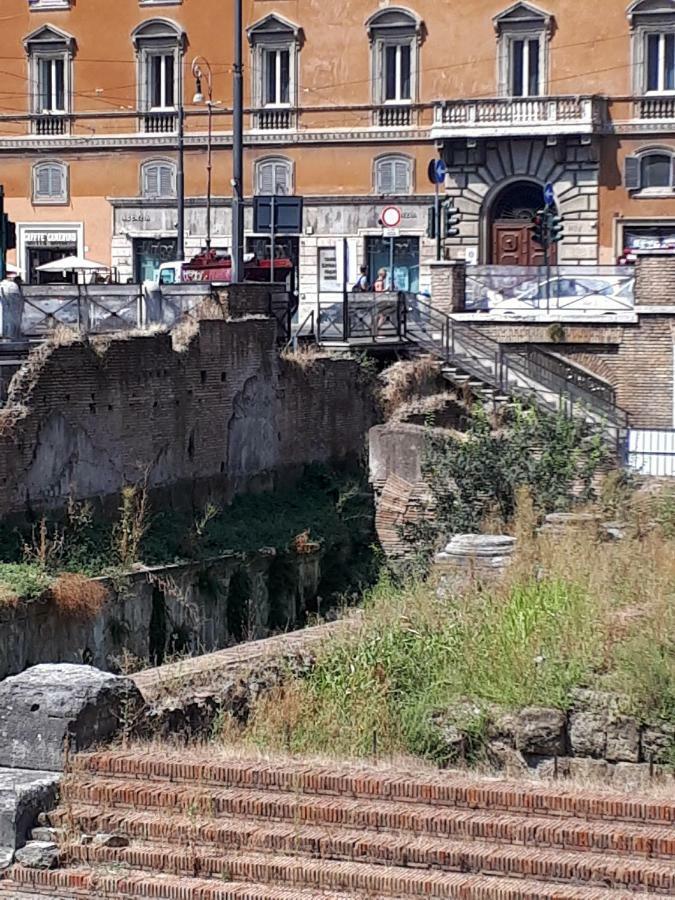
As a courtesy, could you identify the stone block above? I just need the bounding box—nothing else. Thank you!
[514,707,567,757]
[0,664,143,773]
[642,720,675,763]
[605,716,641,763]
[0,768,59,854]
[14,840,59,870]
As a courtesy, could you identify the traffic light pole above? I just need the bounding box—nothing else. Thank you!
[434,181,441,262]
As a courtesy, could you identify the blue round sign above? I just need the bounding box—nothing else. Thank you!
[427,158,447,185]
[544,182,556,207]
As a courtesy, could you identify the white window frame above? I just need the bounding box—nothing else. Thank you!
[141,158,177,198]
[628,1,675,95]
[248,14,302,120]
[366,8,422,108]
[254,157,294,195]
[493,2,552,98]
[24,25,74,127]
[374,154,413,196]
[32,161,69,205]
[262,47,291,107]
[132,19,184,114]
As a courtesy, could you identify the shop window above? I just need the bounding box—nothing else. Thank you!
[24,24,74,135]
[365,235,419,293]
[628,1,675,94]
[254,157,293,195]
[493,2,553,97]
[366,7,423,125]
[625,150,675,193]
[132,18,185,132]
[141,159,177,198]
[32,161,69,204]
[248,14,302,130]
[374,155,413,195]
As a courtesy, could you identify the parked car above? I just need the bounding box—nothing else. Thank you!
[486,275,635,314]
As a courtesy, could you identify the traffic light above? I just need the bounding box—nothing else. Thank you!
[531,210,548,247]
[426,205,437,239]
[550,213,565,244]
[442,201,461,239]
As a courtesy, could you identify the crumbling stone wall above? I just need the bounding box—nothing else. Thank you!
[0,319,376,516]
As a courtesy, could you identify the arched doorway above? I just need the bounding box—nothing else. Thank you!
[489,181,553,266]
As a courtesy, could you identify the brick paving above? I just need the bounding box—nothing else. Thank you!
[1,751,673,899]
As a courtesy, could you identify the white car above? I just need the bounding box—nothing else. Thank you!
[487,275,634,314]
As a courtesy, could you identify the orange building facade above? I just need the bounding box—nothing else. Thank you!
[1,0,675,298]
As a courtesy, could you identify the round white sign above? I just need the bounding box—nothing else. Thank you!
[381,206,402,228]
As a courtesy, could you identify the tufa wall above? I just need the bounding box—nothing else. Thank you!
[0,317,377,517]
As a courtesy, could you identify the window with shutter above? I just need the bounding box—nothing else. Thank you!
[255,158,292,195]
[624,156,641,191]
[375,156,412,195]
[142,161,176,198]
[33,162,67,203]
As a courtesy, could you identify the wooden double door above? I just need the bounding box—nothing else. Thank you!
[492,221,556,266]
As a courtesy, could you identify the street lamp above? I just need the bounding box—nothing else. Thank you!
[192,57,214,252]
[232,0,244,282]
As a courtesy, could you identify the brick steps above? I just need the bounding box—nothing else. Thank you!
[60,836,675,894]
[55,783,675,861]
[3,751,673,900]
[72,752,674,825]
[49,803,675,871]
[0,864,646,900]
[0,868,369,900]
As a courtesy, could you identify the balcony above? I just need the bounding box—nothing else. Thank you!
[253,107,295,130]
[431,96,603,139]
[32,114,70,136]
[142,111,177,134]
[634,96,675,121]
[376,105,413,127]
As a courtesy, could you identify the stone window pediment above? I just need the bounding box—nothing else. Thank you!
[132,17,185,50]
[24,24,75,53]
[247,13,303,46]
[628,0,675,28]
[493,1,553,35]
[365,6,424,44]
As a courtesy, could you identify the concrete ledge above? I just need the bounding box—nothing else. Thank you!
[0,768,60,860]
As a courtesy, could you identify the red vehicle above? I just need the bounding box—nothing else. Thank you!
[157,250,294,288]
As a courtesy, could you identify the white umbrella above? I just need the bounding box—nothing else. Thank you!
[36,255,109,273]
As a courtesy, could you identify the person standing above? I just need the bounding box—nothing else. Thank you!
[373,268,388,292]
[352,265,369,292]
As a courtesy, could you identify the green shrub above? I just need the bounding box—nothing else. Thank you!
[0,563,52,604]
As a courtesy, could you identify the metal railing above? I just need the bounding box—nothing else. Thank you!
[0,283,213,339]
[405,294,629,441]
[315,292,406,344]
[466,265,635,315]
[285,310,315,351]
[627,429,675,476]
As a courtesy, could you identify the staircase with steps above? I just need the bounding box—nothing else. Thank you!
[405,296,629,448]
[1,750,673,899]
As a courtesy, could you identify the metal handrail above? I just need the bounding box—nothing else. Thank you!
[405,295,629,433]
[285,310,315,351]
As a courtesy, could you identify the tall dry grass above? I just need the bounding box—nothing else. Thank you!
[219,491,674,765]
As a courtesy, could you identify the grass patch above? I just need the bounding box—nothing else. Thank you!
[0,563,52,605]
[232,512,675,766]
